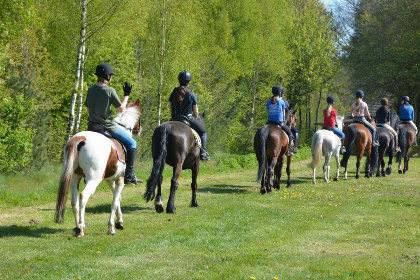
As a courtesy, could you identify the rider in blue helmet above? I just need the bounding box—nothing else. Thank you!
[169,70,210,160]
[85,62,142,185]
[398,96,418,144]
[279,87,299,154]
[350,90,379,146]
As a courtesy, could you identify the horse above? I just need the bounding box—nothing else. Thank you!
[396,122,416,174]
[254,110,296,194]
[143,112,206,213]
[308,116,344,184]
[376,112,399,177]
[55,99,142,237]
[340,120,378,179]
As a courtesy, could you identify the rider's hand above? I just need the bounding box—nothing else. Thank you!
[123,82,132,96]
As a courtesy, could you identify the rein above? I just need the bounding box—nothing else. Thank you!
[115,116,141,133]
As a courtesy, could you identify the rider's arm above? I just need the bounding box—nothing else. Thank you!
[350,106,354,118]
[193,104,198,118]
[365,106,372,119]
[116,96,129,113]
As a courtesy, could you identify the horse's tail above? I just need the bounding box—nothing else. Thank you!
[370,144,379,174]
[307,132,322,169]
[55,136,85,223]
[255,125,269,183]
[340,125,357,166]
[144,124,168,202]
[397,125,407,163]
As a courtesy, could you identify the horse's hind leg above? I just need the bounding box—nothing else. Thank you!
[386,148,393,175]
[106,179,124,235]
[190,162,200,207]
[154,175,164,213]
[323,153,332,183]
[167,164,182,213]
[356,148,365,179]
[273,161,280,190]
[285,155,292,188]
[333,151,340,181]
[70,175,82,235]
[75,179,101,237]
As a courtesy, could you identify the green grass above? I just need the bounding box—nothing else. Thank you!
[0,149,419,279]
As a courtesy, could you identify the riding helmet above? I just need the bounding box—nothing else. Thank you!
[327,96,335,104]
[95,63,114,79]
[401,96,410,102]
[380,98,389,106]
[355,90,364,98]
[272,85,283,95]
[178,70,192,84]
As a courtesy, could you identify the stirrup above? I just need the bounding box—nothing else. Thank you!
[124,172,143,185]
[200,151,210,161]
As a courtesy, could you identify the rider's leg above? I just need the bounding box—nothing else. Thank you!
[362,118,379,146]
[332,127,346,154]
[408,121,418,145]
[384,123,400,151]
[110,127,142,184]
[291,125,299,154]
[191,118,210,161]
[281,123,294,156]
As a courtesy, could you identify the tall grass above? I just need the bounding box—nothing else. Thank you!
[0,150,419,279]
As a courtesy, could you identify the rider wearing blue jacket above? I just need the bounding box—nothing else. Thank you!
[280,91,299,154]
[398,96,418,136]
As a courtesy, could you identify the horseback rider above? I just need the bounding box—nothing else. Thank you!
[350,90,379,146]
[84,62,142,185]
[375,98,400,152]
[323,96,346,154]
[279,88,299,154]
[169,70,210,161]
[398,96,418,145]
[266,85,294,156]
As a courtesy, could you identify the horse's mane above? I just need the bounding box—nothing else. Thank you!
[113,105,140,127]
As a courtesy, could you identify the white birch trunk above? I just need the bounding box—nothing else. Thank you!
[157,0,166,125]
[67,0,87,141]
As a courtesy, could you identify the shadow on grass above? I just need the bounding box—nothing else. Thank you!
[85,204,150,214]
[0,225,63,238]
[199,184,250,194]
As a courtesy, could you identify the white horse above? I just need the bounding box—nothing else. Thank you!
[55,99,141,237]
[308,116,344,184]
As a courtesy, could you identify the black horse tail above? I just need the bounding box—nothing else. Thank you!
[397,125,407,164]
[144,123,168,202]
[370,144,379,175]
[340,125,357,167]
[256,125,269,183]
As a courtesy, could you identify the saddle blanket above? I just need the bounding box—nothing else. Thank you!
[191,129,202,148]
[110,138,126,164]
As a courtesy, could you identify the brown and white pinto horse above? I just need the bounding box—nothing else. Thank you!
[396,123,416,174]
[55,99,141,237]
[340,122,378,179]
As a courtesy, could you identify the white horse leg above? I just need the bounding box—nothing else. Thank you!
[334,150,340,181]
[106,179,124,235]
[76,179,101,237]
[324,154,332,183]
[70,175,82,232]
[312,168,316,184]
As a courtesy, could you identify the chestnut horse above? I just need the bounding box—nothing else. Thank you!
[340,122,378,179]
[55,100,141,237]
[254,110,296,194]
[396,123,416,174]
[143,112,206,213]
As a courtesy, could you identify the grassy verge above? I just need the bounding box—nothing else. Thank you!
[0,149,419,279]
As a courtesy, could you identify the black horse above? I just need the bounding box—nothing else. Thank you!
[396,122,417,174]
[144,113,206,213]
[376,112,399,177]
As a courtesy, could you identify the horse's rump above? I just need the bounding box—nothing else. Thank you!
[266,125,288,158]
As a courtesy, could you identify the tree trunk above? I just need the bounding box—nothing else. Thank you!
[67,0,87,141]
[250,60,259,129]
[315,88,322,130]
[157,0,166,125]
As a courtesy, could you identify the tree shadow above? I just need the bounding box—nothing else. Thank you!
[199,184,250,194]
[85,204,150,214]
[0,225,63,238]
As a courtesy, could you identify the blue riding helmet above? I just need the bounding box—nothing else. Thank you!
[401,96,410,102]
[355,90,364,98]
[178,70,192,84]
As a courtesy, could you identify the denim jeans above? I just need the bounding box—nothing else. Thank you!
[332,127,345,138]
[110,127,137,149]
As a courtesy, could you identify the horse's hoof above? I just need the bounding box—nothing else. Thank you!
[166,206,176,213]
[190,203,199,208]
[155,204,164,213]
[381,171,386,177]
[115,221,124,230]
[107,230,116,236]
[73,227,83,237]
[398,170,402,174]
[286,183,291,188]
[403,169,406,174]
[333,177,338,181]
[260,188,266,195]
[386,168,392,175]
[376,173,381,177]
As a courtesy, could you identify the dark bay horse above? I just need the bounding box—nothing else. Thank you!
[396,123,416,174]
[376,112,399,177]
[340,122,378,179]
[254,110,296,194]
[144,113,205,213]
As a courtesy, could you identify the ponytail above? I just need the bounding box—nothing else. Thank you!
[172,86,186,107]
[326,104,332,117]
[355,97,361,115]
[271,96,279,104]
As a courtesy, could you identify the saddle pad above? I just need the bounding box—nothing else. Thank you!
[110,139,126,163]
[191,129,202,148]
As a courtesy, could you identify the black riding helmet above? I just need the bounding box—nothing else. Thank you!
[355,90,364,98]
[95,63,114,81]
[178,70,192,85]
[401,96,410,102]
[272,85,285,96]
[327,96,335,104]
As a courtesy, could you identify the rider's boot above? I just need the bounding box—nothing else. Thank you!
[292,132,299,154]
[200,133,210,161]
[372,130,379,146]
[124,148,143,185]
[286,137,294,156]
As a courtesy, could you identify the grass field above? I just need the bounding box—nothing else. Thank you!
[0,149,419,279]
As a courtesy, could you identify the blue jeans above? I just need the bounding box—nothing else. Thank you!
[332,127,345,138]
[110,127,137,149]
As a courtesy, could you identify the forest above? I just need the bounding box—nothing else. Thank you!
[1,0,419,173]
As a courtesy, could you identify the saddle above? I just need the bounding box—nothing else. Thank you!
[87,122,126,163]
[171,116,202,148]
[322,126,333,131]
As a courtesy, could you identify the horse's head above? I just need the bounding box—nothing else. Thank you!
[390,112,400,131]
[286,109,297,127]
[114,99,142,136]
[195,111,206,126]
[336,115,344,132]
